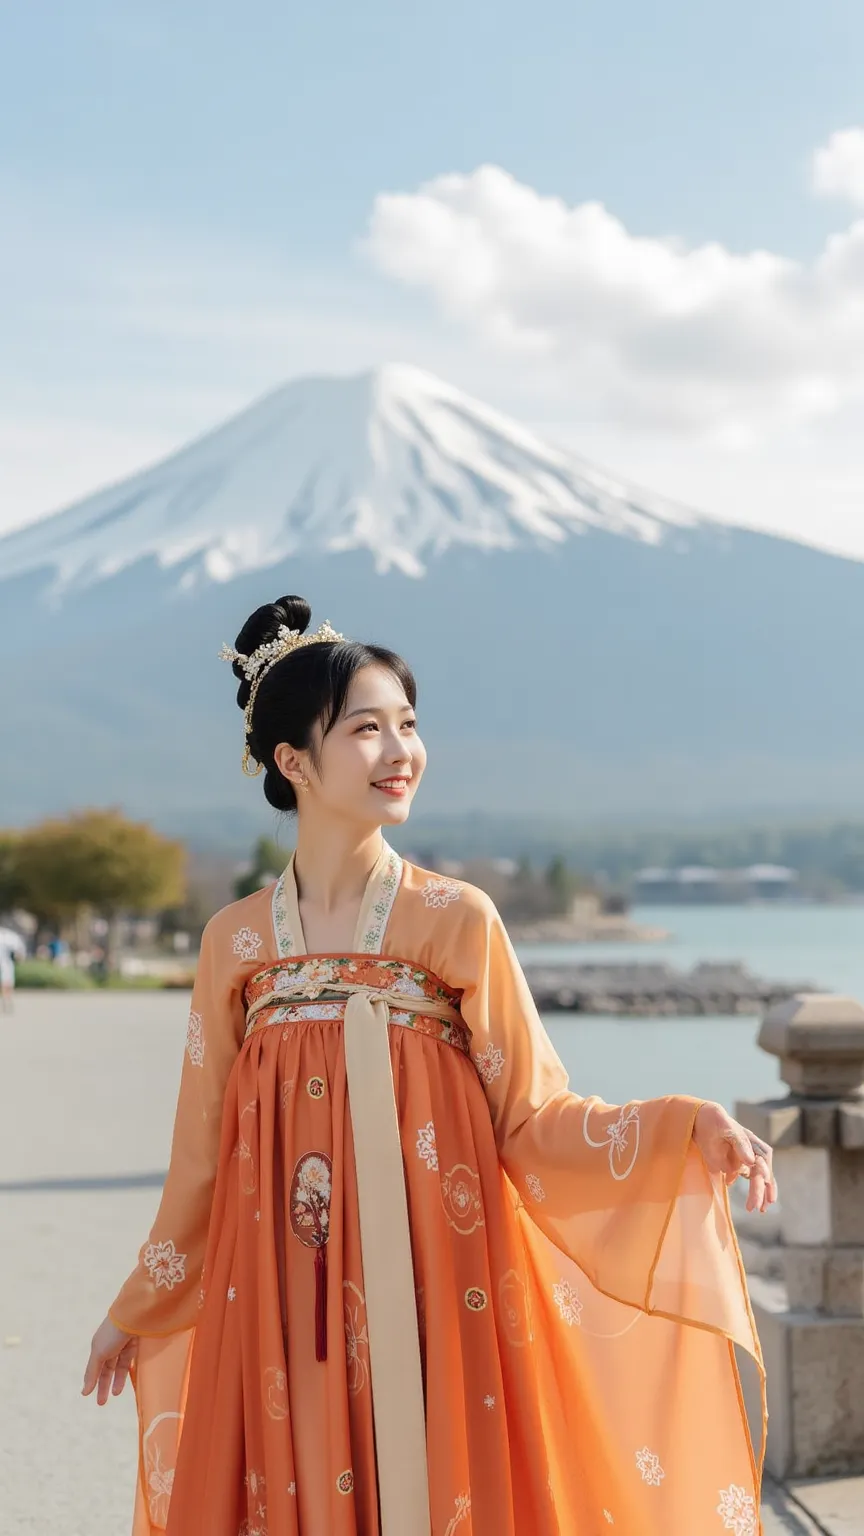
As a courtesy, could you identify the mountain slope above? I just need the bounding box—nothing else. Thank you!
[0,364,700,599]
[1,366,863,835]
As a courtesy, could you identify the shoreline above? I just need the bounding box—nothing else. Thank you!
[506,916,670,944]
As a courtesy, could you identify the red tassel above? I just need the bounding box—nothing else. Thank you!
[314,1245,328,1362]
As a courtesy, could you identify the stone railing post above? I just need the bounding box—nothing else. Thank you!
[736,993,864,1479]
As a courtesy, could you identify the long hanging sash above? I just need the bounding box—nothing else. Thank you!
[342,989,442,1536]
[246,981,465,1535]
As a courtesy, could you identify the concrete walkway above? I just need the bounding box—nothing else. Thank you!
[762,1476,863,1534]
[1,991,861,1533]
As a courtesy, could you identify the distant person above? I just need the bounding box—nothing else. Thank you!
[83,595,777,1536]
[0,927,25,1014]
[48,935,69,966]
[89,944,107,983]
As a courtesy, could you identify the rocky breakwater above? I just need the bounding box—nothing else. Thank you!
[521,960,822,1017]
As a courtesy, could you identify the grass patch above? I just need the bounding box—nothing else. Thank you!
[16,961,94,989]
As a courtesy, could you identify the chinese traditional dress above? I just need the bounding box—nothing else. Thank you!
[110,842,765,1536]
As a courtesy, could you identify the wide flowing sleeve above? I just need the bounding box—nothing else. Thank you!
[109,916,245,1337]
[456,891,716,1315]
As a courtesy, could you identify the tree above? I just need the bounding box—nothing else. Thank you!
[0,831,25,915]
[546,855,576,915]
[17,809,186,969]
[234,835,290,900]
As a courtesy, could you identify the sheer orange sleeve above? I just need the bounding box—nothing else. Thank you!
[456,892,705,1311]
[109,918,246,1337]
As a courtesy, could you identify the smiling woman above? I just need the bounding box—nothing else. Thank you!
[83,594,776,1536]
[224,594,424,817]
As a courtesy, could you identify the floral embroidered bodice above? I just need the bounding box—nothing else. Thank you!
[243,954,471,1056]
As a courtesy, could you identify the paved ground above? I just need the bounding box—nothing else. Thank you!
[1,991,860,1534]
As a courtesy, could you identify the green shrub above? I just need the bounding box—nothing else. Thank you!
[16,960,94,990]
[99,973,166,990]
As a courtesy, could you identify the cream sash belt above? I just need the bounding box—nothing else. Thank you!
[343,989,436,1536]
[247,983,466,1536]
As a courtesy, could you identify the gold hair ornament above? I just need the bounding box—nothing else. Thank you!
[218,620,346,776]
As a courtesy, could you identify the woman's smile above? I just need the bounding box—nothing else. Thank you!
[372,776,411,797]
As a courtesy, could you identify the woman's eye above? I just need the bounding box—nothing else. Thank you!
[402,719,417,730]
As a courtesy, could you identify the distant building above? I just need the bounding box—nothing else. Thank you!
[633,864,798,904]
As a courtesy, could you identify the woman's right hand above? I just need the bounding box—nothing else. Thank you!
[82,1316,139,1405]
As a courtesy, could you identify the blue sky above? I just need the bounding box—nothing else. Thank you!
[2,0,864,550]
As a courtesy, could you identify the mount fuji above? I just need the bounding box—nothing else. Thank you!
[2,365,864,840]
[0,365,701,597]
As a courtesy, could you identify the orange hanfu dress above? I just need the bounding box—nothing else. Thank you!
[110,841,765,1536]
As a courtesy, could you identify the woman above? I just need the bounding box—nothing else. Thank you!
[84,595,775,1536]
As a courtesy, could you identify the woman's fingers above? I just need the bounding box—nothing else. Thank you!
[81,1343,104,1398]
[723,1126,757,1176]
[83,1317,138,1404]
[97,1357,118,1406]
[112,1341,136,1396]
[746,1154,772,1213]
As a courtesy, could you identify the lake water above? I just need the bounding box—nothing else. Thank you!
[522,902,864,1113]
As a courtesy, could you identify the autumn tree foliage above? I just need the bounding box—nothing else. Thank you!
[15,809,186,966]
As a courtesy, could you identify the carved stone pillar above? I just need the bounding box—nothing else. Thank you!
[736,994,864,1478]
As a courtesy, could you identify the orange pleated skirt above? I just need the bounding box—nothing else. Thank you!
[162,1016,625,1536]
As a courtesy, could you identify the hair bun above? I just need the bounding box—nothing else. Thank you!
[232,595,312,705]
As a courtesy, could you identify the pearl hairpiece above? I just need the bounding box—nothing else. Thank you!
[218,620,346,776]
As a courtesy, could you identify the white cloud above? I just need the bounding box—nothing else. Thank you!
[812,127,864,208]
[363,143,864,439]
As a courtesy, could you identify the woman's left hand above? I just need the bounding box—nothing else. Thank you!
[692,1102,778,1214]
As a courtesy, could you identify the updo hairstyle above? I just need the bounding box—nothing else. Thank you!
[229,595,417,813]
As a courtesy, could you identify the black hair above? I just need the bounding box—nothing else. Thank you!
[230,595,417,813]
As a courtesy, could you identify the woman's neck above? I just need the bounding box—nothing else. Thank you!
[292,822,384,914]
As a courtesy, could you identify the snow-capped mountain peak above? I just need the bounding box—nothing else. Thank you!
[0,364,701,597]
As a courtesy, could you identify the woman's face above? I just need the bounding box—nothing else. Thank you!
[280,664,426,828]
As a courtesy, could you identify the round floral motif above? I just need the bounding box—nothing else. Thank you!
[553,1278,583,1327]
[464,1286,488,1312]
[474,1040,505,1085]
[232,926,262,962]
[583,1101,641,1181]
[336,1469,354,1495]
[416,1121,438,1171]
[716,1484,757,1535]
[306,1075,326,1099]
[143,1239,187,1291]
[441,1164,485,1235]
[525,1172,546,1203]
[421,877,462,909]
[185,1010,204,1067]
[635,1446,665,1487]
[290,1151,332,1249]
[263,1366,289,1420]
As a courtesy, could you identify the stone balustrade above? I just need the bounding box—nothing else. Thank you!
[736,993,864,1480]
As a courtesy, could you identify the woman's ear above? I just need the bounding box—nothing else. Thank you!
[273,742,308,790]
